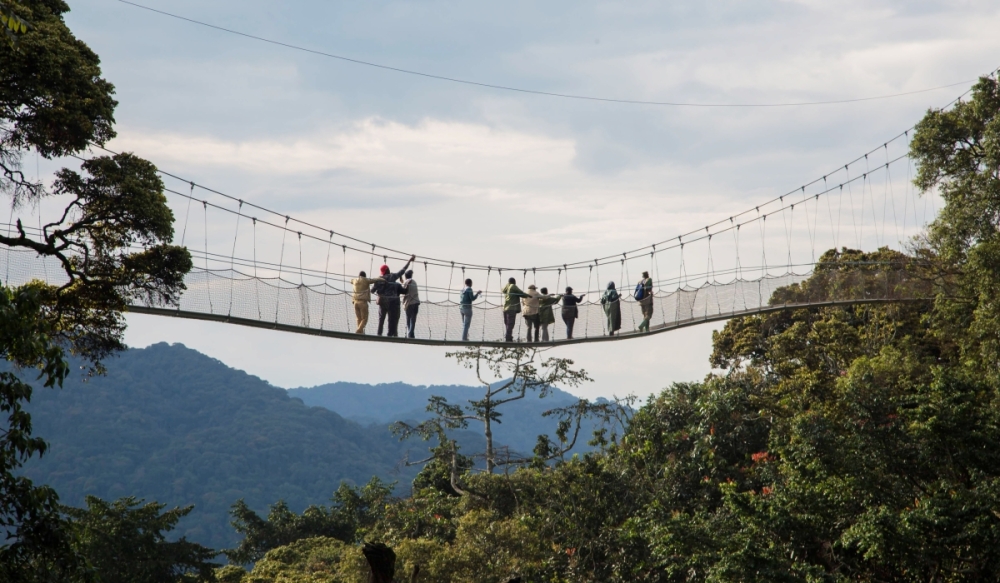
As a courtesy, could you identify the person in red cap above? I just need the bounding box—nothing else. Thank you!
[371,255,415,337]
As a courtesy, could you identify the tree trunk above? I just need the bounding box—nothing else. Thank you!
[484,401,495,473]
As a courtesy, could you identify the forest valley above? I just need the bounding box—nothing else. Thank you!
[2,1,1000,581]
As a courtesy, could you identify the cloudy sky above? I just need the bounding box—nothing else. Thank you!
[53,0,999,398]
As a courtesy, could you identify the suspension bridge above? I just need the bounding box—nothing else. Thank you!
[1,122,939,347]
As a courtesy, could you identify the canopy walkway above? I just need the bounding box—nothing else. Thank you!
[1,122,938,346]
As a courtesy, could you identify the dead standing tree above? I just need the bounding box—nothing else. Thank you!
[394,346,630,496]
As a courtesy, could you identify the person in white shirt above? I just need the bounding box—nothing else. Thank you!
[401,269,420,339]
[521,284,542,342]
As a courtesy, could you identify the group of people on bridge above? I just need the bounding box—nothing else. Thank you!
[349,256,655,342]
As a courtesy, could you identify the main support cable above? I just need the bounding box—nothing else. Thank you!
[83,80,955,274]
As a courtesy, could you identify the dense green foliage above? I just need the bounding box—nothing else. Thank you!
[226,478,393,565]
[0,0,116,202]
[0,283,74,579]
[62,496,217,583]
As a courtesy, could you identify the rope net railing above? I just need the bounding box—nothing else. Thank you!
[0,244,927,345]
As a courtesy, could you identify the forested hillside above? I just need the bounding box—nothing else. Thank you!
[19,343,442,550]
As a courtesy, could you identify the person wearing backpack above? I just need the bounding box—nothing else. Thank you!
[459,278,482,341]
[601,281,622,336]
[635,271,654,333]
[501,277,527,342]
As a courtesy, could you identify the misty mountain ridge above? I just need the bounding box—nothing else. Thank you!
[288,381,598,457]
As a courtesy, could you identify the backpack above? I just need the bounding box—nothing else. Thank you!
[634,282,645,301]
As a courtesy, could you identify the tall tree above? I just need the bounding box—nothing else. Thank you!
[910,74,1000,370]
[0,1,192,579]
[62,496,217,583]
[392,346,623,499]
[0,0,117,203]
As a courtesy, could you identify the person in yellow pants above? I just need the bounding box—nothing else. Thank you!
[351,270,384,334]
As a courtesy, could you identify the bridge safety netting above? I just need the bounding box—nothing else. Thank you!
[0,245,924,345]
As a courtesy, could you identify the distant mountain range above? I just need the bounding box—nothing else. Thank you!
[19,343,589,551]
[288,381,590,457]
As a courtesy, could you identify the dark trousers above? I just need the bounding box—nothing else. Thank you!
[378,299,401,336]
[524,314,540,342]
[503,310,518,342]
[405,304,419,338]
[562,308,577,339]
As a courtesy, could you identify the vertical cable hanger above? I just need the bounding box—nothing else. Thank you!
[297,233,305,286]
[758,214,767,280]
[828,182,840,252]
[845,165,860,248]
[425,261,431,339]
[203,201,213,313]
[319,231,332,331]
[179,181,194,247]
[252,218,261,320]
[884,144,901,246]
[865,153,881,247]
[584,265,593,338]
[445,262,455,339]
[227,200,242,317]
[675,241,684,325]
[622,256,636,332]
[342,245,349,333]
[481,267,491,342]
[297,232,309,329]
[274,216,290,324]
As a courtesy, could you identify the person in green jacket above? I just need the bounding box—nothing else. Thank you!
[637,270,654,333]
[601,281,622,336]
[501,277,527,342]
[537,287,562,342]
